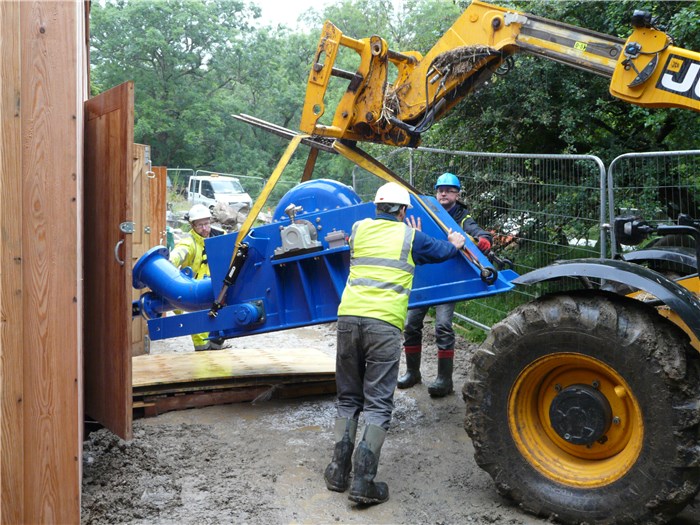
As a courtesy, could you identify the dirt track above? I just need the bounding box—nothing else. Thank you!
[81,324,700,524]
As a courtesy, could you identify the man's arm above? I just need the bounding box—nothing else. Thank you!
[456,205,492,252]
[411,229,464,265]
[461,214,491,243]
[169,237,194,268]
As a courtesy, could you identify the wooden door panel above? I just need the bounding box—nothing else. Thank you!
[84,81,134,439]
[130,147,167,356]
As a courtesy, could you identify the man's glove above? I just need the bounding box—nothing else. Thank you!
[476,236,491,253]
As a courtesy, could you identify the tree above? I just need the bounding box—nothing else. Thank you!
[90,0,259,168]
[90,0,699,185]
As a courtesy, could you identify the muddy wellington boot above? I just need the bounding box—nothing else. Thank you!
[348,424,389,505]
[324,418,358,492]
[397,345,421,389]
[428,350,454,398]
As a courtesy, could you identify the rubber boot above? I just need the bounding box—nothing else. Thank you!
[208,337,230,350]
[324,418,358,492]
[428,350,454,398]
[397,345,421,389]
[192,332,211,351]
[348,424,389,505]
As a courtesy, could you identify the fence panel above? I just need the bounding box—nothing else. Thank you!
[166,168,193,196]
[608,150,700,257]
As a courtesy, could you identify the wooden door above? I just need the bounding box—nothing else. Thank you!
[84,81,134,439]
[131,144,167,356]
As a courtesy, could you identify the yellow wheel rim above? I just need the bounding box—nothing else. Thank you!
[508,352,643,488]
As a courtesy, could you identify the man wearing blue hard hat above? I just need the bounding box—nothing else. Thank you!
[399,172,493,397]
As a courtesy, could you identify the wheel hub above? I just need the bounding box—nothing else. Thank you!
[549,384,612,446]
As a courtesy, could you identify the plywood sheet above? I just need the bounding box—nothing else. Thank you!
[133,347,335,388]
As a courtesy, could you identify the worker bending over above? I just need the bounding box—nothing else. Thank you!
[325,182,466,505]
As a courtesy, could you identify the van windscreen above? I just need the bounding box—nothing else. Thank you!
[211,179,245,194]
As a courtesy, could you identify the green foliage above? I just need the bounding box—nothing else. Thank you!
[167,189,189,214]
[91,0,257,168]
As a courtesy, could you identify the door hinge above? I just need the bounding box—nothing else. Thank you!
[120,221,135,234]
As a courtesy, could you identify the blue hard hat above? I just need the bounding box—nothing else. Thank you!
[435,172,460,190]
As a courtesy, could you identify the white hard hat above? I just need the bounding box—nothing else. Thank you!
[188,204,211,222]
[374,182,412,208]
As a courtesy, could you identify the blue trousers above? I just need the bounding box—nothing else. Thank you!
[403,302,457,350]
[335,316,402,431]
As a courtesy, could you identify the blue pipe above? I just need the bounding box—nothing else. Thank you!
[132,246,214,314]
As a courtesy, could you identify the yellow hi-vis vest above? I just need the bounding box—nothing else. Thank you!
[338,218,416,329]
[169,229,210,280]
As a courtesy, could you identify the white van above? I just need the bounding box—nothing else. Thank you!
[187,174,253,209]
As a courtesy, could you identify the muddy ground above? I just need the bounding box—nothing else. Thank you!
[81,323,700,525]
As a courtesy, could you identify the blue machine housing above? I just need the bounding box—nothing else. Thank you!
[133,179,518,341]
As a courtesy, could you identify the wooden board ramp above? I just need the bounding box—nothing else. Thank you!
[132,347,336,418]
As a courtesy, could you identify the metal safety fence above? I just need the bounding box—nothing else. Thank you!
[166,168,193,197]
[353,147,611,336]
[608,150,700,257]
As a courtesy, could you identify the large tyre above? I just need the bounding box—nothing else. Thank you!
[464,291,700,525]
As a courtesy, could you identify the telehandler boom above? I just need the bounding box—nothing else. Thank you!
[300,0,700,147]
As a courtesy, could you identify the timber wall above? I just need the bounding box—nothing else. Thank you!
[1,1,87,522]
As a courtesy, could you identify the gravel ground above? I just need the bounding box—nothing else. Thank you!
[81,324,700,524]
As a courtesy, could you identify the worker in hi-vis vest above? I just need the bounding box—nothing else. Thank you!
[169,204,227,351]
[324,182,465,505]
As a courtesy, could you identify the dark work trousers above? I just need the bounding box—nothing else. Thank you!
[403,302,457,350]
[335,315,402,431]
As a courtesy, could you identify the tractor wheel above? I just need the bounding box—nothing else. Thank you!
[464,291,700,525]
